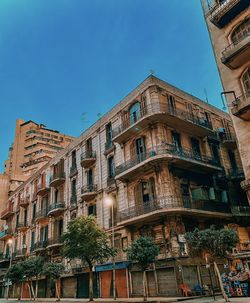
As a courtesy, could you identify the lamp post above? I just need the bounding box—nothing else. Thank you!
[105,196,116,300]
[6,238,13,300]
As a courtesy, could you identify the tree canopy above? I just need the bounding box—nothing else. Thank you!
[43,262,65,279]
[185,226,239,258]
[127,236,159,270]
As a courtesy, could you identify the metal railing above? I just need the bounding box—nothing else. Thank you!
[81,151,96,160]
[118,196,231,222]
[48,202,65,212]
[70,164,78,176]
[70,194,77,205]
[112,102,213,138]
[227,168,244,179]
[16,221,28,230]
[47,237,63,246]
[33,240,48,250]
[49,172,65,183]
[81,184,97,194]
[35,208,48,220]
[115,144,220,176]
[209,0,240,19]
[222,31,250,56]
[0,228,13,239]
[231,205,250,216]
[232,91,250,109]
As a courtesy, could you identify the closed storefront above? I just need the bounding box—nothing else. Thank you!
[182,266,199,289]
[156,267,178,296]
[146,271,157,296]
[62,277,76,298]
[37,279,47,298]
[200,265,218,290]
[100,271,112,298]
[76,273,99,298]
[100,269,127,298]
[131,271,143,296]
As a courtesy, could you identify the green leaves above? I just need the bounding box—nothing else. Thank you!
[185,226,239,258]
[62,215,116,266]
[6,263,24,283]
[127,236,159,270]
[42,262,65,279]
[21,256,45,279]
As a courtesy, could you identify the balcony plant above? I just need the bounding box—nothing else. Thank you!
[127,236,159,301]
[62,216,116,301]
[185,226,238,302]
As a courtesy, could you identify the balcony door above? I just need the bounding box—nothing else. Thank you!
[167,94,176,115]
[172,131,182,152]
[134,178,156,215]
[40,226,48,243]
[129,102,140,125]
[87,169,93,189]
[191,138,201,159]
[135,137,146,162]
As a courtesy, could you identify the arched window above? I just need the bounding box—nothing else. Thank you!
[231,18,250,45]
[242,67,250,94]
[129,101,140,124]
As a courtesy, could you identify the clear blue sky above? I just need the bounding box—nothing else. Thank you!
[0,0,224,172]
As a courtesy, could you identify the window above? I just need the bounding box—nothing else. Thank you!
[40,225,48,242]
[87,169,93,187]
[32,203,36,220]
[86,138,93,156]
[31,231,35,248]
[24,209,28,225]
[72,150,76,167]
[209,142,221,165]
[88,204,96,216]
[167,94,176,114]
[242,67,250,94]
[108,156,115,178]
[106,123,112,149]
[134,178,156,207]
[228,150,237,171]
[134,137,146,161]
[231,18,250,45]
[71,179,77,197]
[129,101,140,124]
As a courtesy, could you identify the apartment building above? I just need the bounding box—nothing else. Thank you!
[201,1,250,205]
[0,76,249,298]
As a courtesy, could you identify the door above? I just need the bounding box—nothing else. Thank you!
[172,132,182,152]
[210,143,221,165]
[156,267,178,296]
[87,169,93,189]
[77,273,98,298]
[191,138,201,159]
[62,277,77,298]
[135,137,146,162]
[129,102,140,125]
[146,271,157,296]
[181,184,191,208]
[168,95,176,115]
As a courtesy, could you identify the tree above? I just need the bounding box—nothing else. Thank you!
[22,256,45,300]
[6,263,24,300]
[43,262,65,301]
[127,236,159,301]
[185,226,238,302]
[62,216,116,301]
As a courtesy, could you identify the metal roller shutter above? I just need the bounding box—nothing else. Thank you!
[182,266,199,289]
[62,277,76,298]
[156,267,178,296]
[146,271,157,296]
[131,271,143,296]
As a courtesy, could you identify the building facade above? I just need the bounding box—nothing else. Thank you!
[201,0,250,204]
[0,76,249,298]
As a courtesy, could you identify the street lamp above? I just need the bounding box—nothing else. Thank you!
[105,196,116,300]
[6,238,13,300]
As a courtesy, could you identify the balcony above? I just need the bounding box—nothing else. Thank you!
[80,151,96,168]
[222,32,250,69]
[81,184,98,201]
[231,92,250,120]
[104,141,115,155]
[37,183,50,196]
[69,164,78,178]
[47,237,63,249]
[35,209,48,223]
[115,144,221,182]
[231,205,250,216]
[0,229,13,241]
[227,168,244,180]
[219,132,237,149]
[20,197,30,208]
[16,221,28,232]
[241,178,250,191]
[15,248,27,258]
[0,253,11,263]
[209,0,249,29]
[118,196,231,225]
[33,240,48,252]
[1,205,14,220]
[47,202,66,216]
[49,172,66,187]
[112,102,213,144]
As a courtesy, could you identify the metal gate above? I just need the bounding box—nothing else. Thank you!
[76,273,99,298]
[156,267,178,296]
[62,277,77,298]
[146,271,157,296]
[182,266,199,289]
[131,271,143,296]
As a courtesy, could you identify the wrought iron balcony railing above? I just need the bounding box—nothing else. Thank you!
[81,184,97,194]
[112,102,213,139]
[115,144,220,176]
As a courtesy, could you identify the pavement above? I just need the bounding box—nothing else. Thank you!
[0,296,249,303]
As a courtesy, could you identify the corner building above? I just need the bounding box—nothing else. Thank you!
[201,0,250,204]
[0,76,249,298]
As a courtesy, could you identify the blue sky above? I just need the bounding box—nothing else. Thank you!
[0,0,224,172]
